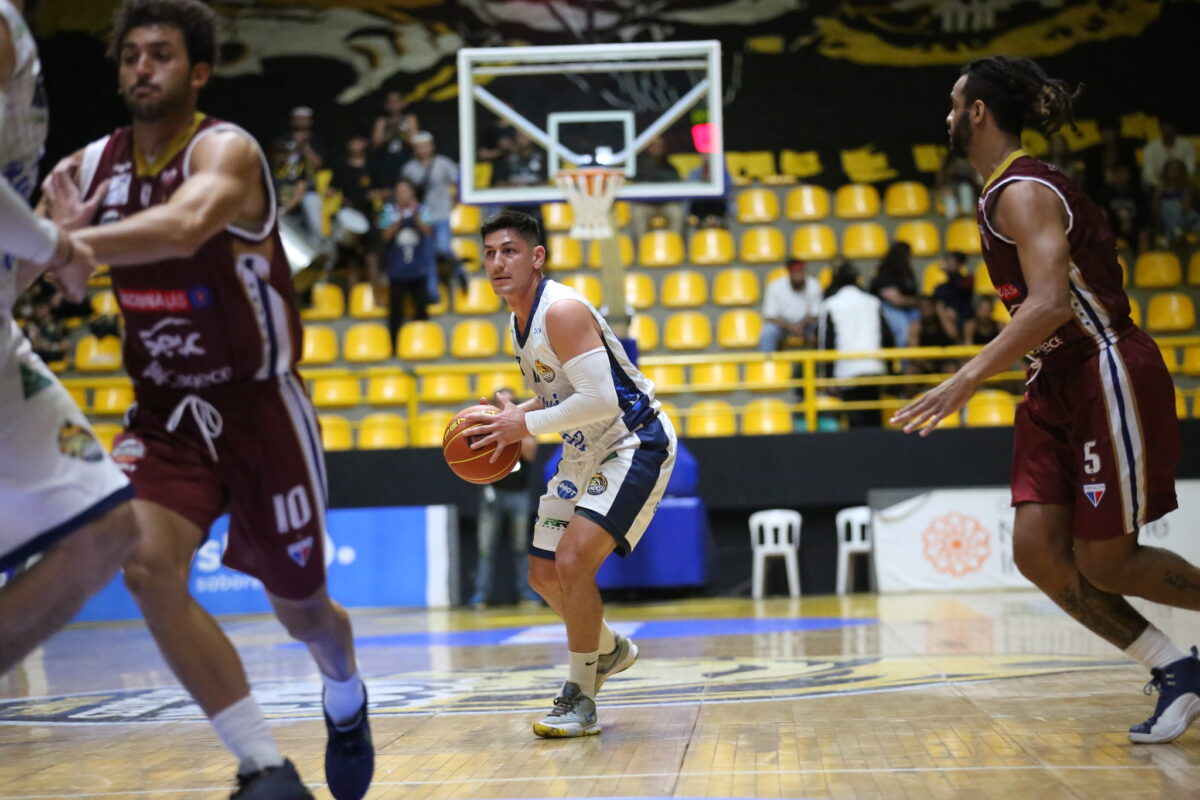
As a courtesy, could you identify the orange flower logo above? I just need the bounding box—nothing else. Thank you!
[922,512,992,576]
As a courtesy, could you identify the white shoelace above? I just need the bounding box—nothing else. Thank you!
[165,394,224,462]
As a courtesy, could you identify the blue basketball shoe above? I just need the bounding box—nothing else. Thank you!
[1129,646,1200,744]
[231,759,313,799]
[323,687,375,799]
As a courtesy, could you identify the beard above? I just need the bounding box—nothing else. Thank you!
[122,81,189,123]
[949,109,972,158]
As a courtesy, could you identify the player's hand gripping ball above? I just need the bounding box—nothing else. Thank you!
[443,404,521,484]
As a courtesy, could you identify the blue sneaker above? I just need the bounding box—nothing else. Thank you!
[323,688,375,799]
[231,759,313,799]
[1129,647,1200,744]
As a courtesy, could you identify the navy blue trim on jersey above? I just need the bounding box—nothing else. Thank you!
[0,483,134,573]
[602,340,656,432]
[255,275,280,377]
[282,375,328,502]
[576,417,671,556]
[514,278,549,349]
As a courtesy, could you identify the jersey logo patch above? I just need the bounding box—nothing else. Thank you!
[556,480,578,500]
[587,474,608,496]
[110,437,146,472]
[19,363,51,399]
[288,536,314,567]
[58,421,104,462]
[534,361,555,383]
[1083,483,1106,508]
[104,173,131,206]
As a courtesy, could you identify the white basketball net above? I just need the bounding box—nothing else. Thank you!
[555,168,625,240]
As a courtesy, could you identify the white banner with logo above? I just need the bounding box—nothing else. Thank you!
[873,480,1200,593]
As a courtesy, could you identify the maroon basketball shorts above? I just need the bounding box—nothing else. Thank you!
[112,373,329,598]
[1012,329,1181,540]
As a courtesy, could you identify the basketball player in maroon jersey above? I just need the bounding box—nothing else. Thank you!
[42,2,372,797]
[894,56,1199,743]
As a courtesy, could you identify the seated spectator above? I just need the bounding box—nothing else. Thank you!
[869,242,919,347]
[964,296,1004,346]
[934,152,980,219]
[1153,158,1200,247]
[376,178,435,341]
[908,295,959,377]
[22,299,68,365]
[687,157,732,229]
[930,251,975,339]
[759,258,823,352]
[1142,115,1194,195]
[630,137,685,240]
[371,90,419,187]
[1098,163,1148,252]
[493,131,545,188]
[1083,117,1140,200]
[403,131,467,301]
[818,262,894,428]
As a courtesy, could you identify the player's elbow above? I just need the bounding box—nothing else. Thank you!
[165,212,215,258]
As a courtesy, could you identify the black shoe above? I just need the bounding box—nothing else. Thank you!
[324,687,375,800]
[231,759,313,800]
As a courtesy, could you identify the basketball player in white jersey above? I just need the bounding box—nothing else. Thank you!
[0,0,139,674]
[467,209,677,737]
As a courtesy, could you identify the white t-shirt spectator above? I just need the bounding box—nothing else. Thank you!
[818,285,889,379]
[403,155,459,222]
[762,274,823,325]
[1142,137,1196,188]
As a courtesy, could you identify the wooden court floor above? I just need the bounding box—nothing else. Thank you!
[1,592,1198,799]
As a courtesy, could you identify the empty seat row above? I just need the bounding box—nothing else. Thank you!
[310,367,521,409]
[303,279,502,322]
[1132,250,1200,289]
[640,360,795,394]
[735,182,936,223]
[302,319,512,364]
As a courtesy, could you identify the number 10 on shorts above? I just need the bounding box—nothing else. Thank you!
[273,485,312,534]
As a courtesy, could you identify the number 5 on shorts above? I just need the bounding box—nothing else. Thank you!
[1083,440,1101,475]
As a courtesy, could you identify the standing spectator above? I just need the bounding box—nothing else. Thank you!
[931,251,975,339]
[493,131,545,187]
[818,263,893,428]
[469,387,540,608]
[1142,116,1194,193]
[869,242,919,347]
[963,296,1004,346]
[1083,118,1140,200]
[371,90,419,187]
[1153,158,1200,247]
[330,133,379,286]
[273,108,330,259]
[269,137,320,265]
[934,152,980,219]
[403,131,466,302]
[477,116,515,163]
[629,137,685,240]
[377,178,434,341]
[759,258,823,352]
[21,300,68,365]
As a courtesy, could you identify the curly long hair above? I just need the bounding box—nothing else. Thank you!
[961,56,1083,136]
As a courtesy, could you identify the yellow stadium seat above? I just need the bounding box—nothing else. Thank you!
[343,322,392,363]
[685,400,736,437]
[613,201,631,228]
[717,309,763,349]
[841,223,888,260]
[657,401,681,429]
[546,235,583,271]
[883,181,931,217]
[817,265,832,289]
[745,359,793,390]
[1135,251,1183,288]
[454,277,502,314]
[1129,296,1142,327]
[503,330,515,357]
[451,237,481,270]
[397,320,446,360]
[587,235,634,268]
[91,384,134,415]
[629,315,659,352]
[713,268,760,307]
[834,183,881,219]
[690,361,739,388]
[639,230,685,268]
[664,311,712,351]
[992,301,1011,323]
[688,228,735,266]
[895,221,941,258]
[419,372,472,404]
[90,289,119,317]
[319,414,352,451]
[1159,344,1178,373]
[661,270,707,308]
[542,202,573,232]
[965,390,1016,426]
[728,151,776,181]
[740,226,786,264]
[474,162,492,189]
[1182,345,1200,376]
[91,423,123,453]
[311,377,362,408]
[450,320,499,359]
[475,368,522,398]
[742,398,793,435]
[358,413,408,449]
[1176,387,1187,419]
[1189,251,1200,285]
[349,283,387,319]
[301,283,345,321]
[366,373,415,405]
[947,218,982,255]
[921,262,950,295]
[414,410,454,448]
[426,284,449,317]
[791,224,837,260]
[559,274,603,307]
[785,185,830,221]
[641,364,686,395]
[65,384,88,409]
[74,335,122,372]
[1146,292,1196,332]
[974,263,995,295]
[450,204,480,235]
[736,188,779,223]
[625,273,655,310]
[300,324,338,365]
[1193,388,1200,419]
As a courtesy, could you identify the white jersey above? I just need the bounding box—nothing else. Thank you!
[0,0,48,317]
[512,279,660,461]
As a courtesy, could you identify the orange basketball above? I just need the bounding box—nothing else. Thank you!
[443,404,521,484]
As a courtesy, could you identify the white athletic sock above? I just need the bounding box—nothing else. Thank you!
[1125,624,1189,671]
[210,695,284,775]
[568,650,600,697]
[321,671,366,729]
[599,620,617,655]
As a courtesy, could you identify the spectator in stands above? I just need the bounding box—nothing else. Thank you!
[1153,158,1200,247]
[818,262,893,428]
[493,131,546,187]
[687,157,732,229]
[477,117,516,163]
[329,132,380,285]
[908,295,959,377]
[377,178,435,341]
[1083,117,1139,200]
[869,242,919,347]
[403,131,467,302]
[469,387,540,608]
[759,258,823,352]
[1045,133,1084,184]
[630,137,685,240]
[930,251,975,339]
[934,152,980,219]
[22,299,68,365]
[964,296,1003,347]
[270,137,322,262]
[371,89,419,187]
[1142,116,1194,194]
[1098,162,1149,252]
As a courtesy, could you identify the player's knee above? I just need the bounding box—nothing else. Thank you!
[59,502,139,592]
[277,597,340,642]
[122,545,190,604]
[528,562,555,596]
[553,548,595,584]
[1075,550,1132,595]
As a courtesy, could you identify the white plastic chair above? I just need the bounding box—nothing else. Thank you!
[835,505,874,594]
[748,509,802,599]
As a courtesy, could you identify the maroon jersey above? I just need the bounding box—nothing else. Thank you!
[977,150,1132,365]
[79,114,300,397]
